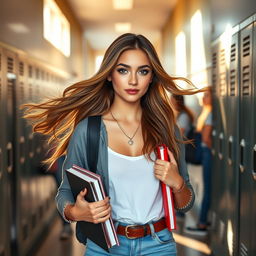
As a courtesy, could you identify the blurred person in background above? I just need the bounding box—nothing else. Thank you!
[170,94,194,137]
[185,88,213,235]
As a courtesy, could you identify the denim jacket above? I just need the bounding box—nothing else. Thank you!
[55,117,195,245]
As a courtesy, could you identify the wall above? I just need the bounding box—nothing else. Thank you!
[0,0,85,80]
[162,0,211,84]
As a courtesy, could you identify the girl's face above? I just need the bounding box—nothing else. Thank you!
[108,49,153,104]
[202,90,212,106]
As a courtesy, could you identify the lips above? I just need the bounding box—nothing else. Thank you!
[125,89,139,95]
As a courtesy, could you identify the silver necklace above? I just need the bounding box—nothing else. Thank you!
[110,111,140,145]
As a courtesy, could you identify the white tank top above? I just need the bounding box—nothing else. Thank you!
[108,147,164,224]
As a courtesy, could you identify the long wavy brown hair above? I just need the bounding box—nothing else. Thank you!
[23,33,204,167]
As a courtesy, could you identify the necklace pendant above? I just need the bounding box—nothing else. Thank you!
[128,139,134,145]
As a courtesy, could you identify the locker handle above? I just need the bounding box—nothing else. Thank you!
[7,142,13,173]
[29,133,34,158]
[228,136,233,165]
[253,145,256,181]
[211,129,216,155]
[20,136,25,164]
[218,132,224,160]
[240,139,245,173]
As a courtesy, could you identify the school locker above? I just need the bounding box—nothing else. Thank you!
[225,26,240,256]
[0,46,11,256]
[238,16,254,256]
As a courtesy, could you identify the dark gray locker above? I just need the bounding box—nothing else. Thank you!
[210,37,229,255]
[225,26,240,256]
[250,19,256,256]
[239,17,254,256]
[0,46,11,256]
[15,56,33,255]
[210,40,221,243]
[3,48,18,255]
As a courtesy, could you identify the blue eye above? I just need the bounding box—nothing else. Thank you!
[117,68,128,74]
[139,69,150,75]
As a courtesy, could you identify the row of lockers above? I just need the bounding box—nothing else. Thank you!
[0,45,66,256]
[210,14,256,256]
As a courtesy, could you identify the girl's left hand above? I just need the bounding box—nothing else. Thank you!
[154,148,183,190]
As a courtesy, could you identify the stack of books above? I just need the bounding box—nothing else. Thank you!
[66,165,119,252]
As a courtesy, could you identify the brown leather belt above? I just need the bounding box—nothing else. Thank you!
[116,218,167,239]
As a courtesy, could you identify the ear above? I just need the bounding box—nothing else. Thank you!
[107,75,112,82]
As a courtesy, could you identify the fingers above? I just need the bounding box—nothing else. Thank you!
[77,188,87,201]
[94,212,111,224]
[88,202,111,224]
[167,148,177,165]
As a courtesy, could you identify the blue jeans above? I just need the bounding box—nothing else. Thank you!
[199,146,212,225]
[84,222,177,256]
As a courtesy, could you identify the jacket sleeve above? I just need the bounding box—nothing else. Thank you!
[55,119,89,222]
[175,126,195,213]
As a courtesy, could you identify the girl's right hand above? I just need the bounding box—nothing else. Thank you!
[69,188,111,223]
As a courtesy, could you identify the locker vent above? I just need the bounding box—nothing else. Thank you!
[46,72,49,81]
[242,65,250,96]
[229,69,236,96]
[240,242,248,256]
[230,43,236,62]
[19,62,24,76]
[242,35,250,57]
[0,53,1,71]
[41,70,45,81]
[7,78,14,97]
[212,73,217,87]
[220,48,225,66]
[29,65,33,78]
[219,72,226,96]
[212,52,217,68]
[20,82,25,100]
[7,57,14,73]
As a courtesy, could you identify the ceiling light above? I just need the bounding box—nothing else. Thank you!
[113,0,133,10]
[115,23,131,32]
[7,23,30,33]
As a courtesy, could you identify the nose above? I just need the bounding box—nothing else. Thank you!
[128,72,138,86]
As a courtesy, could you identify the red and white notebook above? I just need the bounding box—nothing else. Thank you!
[156,145,177,231]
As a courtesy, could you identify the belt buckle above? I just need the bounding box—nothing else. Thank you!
[125,225,138,239]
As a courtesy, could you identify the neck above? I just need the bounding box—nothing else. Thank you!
[110,100,142,122]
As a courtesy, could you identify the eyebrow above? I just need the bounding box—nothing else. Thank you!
[116,63,152,69]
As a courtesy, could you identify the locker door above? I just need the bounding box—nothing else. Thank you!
[3,48,18,255]
[15,57,31,255]
[251,20,256,256]
[210,41,220,245]
[211,36,229,255]
[225,28,240,256]
[0,47,11,256]
[239,19,254,256]
[217,37,229,252]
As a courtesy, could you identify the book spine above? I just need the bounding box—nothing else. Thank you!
[156,145,177,231]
